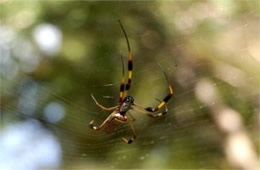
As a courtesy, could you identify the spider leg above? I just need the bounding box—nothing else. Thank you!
[134,61,173,113]
[118,20,133,96]
[125,51,133,96]
[132,98,168,118]
[122,119,136,144]
[119,55,125,103]
[89,120,103,130]
[127,111,136,122]
[131,103,168,118]
[89,116,115,130]
[91,94,118,111]
[132,88,172,114]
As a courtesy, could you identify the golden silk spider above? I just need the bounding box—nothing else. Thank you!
[89,20,173,144]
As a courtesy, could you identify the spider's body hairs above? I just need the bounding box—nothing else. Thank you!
[89,20,173,144]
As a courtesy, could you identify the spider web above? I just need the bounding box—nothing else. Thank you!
[1,1,259,169]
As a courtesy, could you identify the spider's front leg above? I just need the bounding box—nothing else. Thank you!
[140,83,173,114]
[132,97,169,118]
[118,20,133,97]
[132,61,173,118]
[132,101,168,118]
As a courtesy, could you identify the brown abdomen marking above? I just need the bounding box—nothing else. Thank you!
[104,120,122,133]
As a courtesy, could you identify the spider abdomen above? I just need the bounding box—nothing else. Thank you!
[104,120,122,133]
[104,113,127,133]
[115,113,127,122]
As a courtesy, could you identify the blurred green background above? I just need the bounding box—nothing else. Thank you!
[0,0,259,169]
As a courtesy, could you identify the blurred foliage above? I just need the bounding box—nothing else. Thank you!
[1,0,259,169]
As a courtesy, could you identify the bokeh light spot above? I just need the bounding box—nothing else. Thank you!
[33,24,62,56]
[43,102,66,123]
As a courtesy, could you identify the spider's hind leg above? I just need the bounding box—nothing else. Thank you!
[89,120,103,130]
[89,115,115,131]
[122,119,136,144]
[127,111,136,122]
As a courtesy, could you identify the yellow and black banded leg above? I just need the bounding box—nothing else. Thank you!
[118,20,133,96]
[131,104,168,118]
[133,61,173,113]
[122,119,136,144]
[119,75,125,103]
[133,84,173,114]
[119,55,125,103]
[91,94,118,111]
[125,53,133,96]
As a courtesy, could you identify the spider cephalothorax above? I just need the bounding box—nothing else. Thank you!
[89,20,173,144]
[124,95,134,103]
[119,96,134,113]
